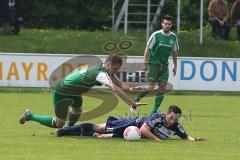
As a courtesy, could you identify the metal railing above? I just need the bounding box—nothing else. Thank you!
[112,0,166,41]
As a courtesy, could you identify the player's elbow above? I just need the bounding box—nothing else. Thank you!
[106,83,116,91]
[140,124,150,135]
[140,128,147,138]
[110,84,121,93]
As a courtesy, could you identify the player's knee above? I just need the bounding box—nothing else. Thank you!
[147,85,154,91]
[72,107,82,114]
[55,118,65,128]
[158,86,165,91]
[157,82,167,91]
[165,83,173,91]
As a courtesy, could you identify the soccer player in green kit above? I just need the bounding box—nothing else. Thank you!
[131,15,178,114]
[19,54,144,128]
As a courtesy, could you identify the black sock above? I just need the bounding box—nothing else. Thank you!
[63,124,83,136]
[80,123,94,136]
[80,123,93,131]
[66,123,94,136]
[68,111,81,126]
[81,131,94,136]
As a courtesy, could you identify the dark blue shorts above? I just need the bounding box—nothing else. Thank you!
[105,116,137,137]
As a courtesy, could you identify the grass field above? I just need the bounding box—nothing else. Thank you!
[0,92,239,160]
[0,27,240,58]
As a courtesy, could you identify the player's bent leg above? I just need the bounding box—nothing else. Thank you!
[54,98,74,128]
[54,118,65,128]
[19,109,59,128]
[146,83,155,91]
[133,62,157,103]
[156,82,167,94]
[67,95,83,126]
[19,109,32,124]
[131,83,154,116]
[151,82,167,113]
[151,68,169,113]
[152,94,164,113]
[68,107,82,127]
[134,83,154,101]
[56,123,94,137]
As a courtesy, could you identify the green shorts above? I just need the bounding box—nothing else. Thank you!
[52,90,82,120]
[146,63,169,83]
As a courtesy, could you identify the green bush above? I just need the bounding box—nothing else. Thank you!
[21,0,112,30]
[18,0,232,30]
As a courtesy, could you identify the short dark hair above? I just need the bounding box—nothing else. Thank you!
[167,105,182,116]
[106,54,123,65]
[162,15,173,22]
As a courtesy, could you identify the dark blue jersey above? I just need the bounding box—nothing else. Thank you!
[137,112,188,140]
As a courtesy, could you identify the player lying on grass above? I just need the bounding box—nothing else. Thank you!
[19,54,145,128]
[56,105,207,141]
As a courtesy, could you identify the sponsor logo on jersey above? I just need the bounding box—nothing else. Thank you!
[153,126,175,139]
[158,42,172,48]
[169,39,174,45]
[178,125,185,133]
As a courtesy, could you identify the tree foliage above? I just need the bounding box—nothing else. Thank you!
[18,0,230,30]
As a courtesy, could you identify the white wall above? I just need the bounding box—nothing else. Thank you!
[0,53,239,91]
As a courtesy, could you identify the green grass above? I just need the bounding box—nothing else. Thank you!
[0,27,240,58]
[178,27,240,58]
[0,92,239,160]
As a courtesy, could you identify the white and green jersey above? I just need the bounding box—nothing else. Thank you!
[147,29,179,65]
[55,63,114,95]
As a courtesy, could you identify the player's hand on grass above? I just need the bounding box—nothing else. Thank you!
[132,102,147,107]
[195,137,207,141]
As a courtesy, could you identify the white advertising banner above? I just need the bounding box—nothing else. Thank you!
[0,53,239,91]
[169,57,240,91]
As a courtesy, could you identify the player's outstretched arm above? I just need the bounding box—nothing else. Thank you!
[140,123,161,141]
[106,83,135,105]
[110,74,143,92]
[105,83,144,107]
[184,135,207,141]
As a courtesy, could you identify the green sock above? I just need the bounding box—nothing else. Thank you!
[152,94,164,113]
[134,87,148,102]
[68,112,81,126]
[26,114,55,128]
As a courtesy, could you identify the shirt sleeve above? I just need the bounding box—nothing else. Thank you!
[96,72,112,85]
[175,124,188,139]
[147,33,156,49]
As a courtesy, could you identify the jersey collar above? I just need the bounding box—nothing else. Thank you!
[160,29,172,36]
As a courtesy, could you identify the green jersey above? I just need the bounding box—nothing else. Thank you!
[147,29,179,65]
[55,63,113,95]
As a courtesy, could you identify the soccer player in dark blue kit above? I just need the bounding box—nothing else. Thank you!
[57,105,206,141]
